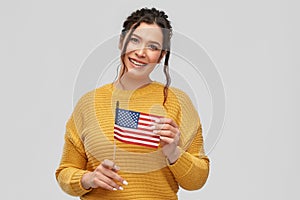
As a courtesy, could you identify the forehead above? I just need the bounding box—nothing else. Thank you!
[132,22,163,43]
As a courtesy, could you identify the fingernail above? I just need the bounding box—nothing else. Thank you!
[119,186,124,190]
[113,165,120,171]
[113,188,117,191]
[123,180,128,185]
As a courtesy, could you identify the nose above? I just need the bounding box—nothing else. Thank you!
[135,47,146,58]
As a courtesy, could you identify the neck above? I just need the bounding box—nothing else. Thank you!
[115,74,153,90]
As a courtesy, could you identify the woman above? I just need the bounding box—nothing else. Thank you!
[56,7,209,199]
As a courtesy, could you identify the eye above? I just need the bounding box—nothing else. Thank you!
[148,44,159,51]
[130,37,139,44]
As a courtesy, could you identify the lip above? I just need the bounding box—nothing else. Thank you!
[129,57,147,64]
[128,57,148,68]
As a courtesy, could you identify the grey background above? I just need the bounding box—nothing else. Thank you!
[1,0,299,199]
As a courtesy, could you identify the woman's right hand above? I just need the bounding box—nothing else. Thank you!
[81,159,128,191]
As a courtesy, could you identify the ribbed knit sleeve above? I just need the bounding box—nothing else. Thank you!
[167,89,210,190]
[55,115,92,196]
[168,125,210,190]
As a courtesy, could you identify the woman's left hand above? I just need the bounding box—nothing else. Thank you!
[151,118,181,164]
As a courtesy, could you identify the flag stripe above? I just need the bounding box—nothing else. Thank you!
[138,121,152,127]
[136,125,153,132]
[114,135,159,148]
[138,118,152,122]
[139,112,162,119]
[114,130,160,142]
[139,116,155,121]
[114,125,158,137]
[139,116,161,123]
[138,124,153,132]
[114,127,160,141]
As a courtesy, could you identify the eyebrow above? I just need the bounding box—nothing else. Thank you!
[132,33,162,47]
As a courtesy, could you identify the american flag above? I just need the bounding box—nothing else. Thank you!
[114,104,162,148]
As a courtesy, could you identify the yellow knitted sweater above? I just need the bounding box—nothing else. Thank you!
[55,81,209,200]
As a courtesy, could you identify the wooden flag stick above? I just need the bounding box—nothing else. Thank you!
[113,101,119,163]
[113,139,116,163]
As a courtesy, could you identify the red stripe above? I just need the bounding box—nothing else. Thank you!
[140,112,163,119]
[114,126,159,139]
[114,131,159,143]
[139,116,153,122]
[138,121,152,126]
[114,126,155,136]
[114,136,159,148]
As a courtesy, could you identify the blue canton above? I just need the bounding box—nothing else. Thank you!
[115,108,140,129]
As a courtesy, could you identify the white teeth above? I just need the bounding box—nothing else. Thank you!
[129,58,147,66]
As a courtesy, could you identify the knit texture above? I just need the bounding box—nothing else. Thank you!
[56,81,209,200]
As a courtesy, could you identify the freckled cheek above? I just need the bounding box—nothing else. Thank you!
[148,52,162,64]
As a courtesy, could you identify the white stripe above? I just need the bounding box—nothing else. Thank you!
[114,134,159,147]
[114,129,160,142]
[137,124,153,130]
[138,119,153,125]
[114,124,156,136]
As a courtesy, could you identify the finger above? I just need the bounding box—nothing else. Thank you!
[160,136,174,144]
[112,165,120,172]
[101,159,117,170]
[100,173,124,190]
[101,167,126,185]
[97,162,128,186]
[159,140,167,146]
[151,123,178,133]
[94,175,122,191]
[155,118,178,128]
[154,130,176,138]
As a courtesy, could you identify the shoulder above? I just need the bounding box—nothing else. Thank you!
[167,85,199,122]
[73,83,112,111]
[167,85,194,106]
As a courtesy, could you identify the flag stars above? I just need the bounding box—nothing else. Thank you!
[116,109,140,129]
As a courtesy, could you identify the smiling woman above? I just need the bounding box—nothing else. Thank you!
[118,23,165,86]
[55,7,210,200]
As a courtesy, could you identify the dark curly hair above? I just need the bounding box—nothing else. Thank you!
[118,7,173,106]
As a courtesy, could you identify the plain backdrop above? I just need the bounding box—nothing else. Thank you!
[1,0,299,199]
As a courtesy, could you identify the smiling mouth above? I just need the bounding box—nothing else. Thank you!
[129,58,147,67]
